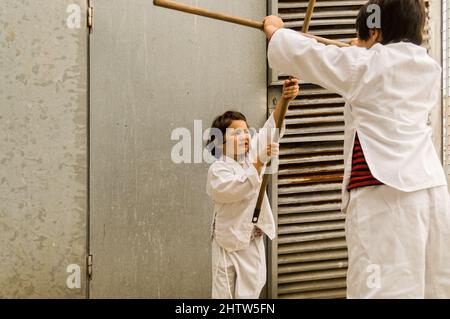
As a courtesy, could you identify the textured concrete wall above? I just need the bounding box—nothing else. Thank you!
[0,0,88,298]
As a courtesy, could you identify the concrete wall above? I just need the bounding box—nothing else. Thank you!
[0,0,88,298]
[89,0,267,298]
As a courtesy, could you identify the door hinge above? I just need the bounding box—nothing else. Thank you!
[87,254,93,280]
[87,5,94,33]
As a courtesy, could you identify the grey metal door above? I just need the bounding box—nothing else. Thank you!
[89,0,267,298]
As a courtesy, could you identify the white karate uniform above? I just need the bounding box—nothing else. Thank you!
[206,113,283,299]
[211,235,266,299]
[345,184,450,298]
[268,29,450,298]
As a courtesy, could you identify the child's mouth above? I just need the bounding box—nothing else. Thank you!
[238,142,249,151]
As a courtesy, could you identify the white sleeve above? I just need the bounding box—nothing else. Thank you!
[268,28,367,99]
[206,162,262,203]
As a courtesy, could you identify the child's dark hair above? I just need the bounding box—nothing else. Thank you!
[356,0,426,45]
[206,111,248,157]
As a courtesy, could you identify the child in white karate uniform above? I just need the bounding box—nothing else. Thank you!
[206,79,299,299]
[263,0,450,298]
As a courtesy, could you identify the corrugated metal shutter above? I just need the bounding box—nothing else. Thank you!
[268,0,433,299]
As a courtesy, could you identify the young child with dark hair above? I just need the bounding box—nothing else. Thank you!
[263,0,450,298]
[206,79,299,299]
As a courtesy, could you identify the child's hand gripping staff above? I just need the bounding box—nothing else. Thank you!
[251,1,315,224]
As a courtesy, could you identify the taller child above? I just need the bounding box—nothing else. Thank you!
[263,0,450,298]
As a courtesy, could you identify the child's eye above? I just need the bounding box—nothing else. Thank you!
[228,129,251,137]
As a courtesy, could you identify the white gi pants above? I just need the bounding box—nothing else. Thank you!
[211,236,266,299]
[345,184,450,298]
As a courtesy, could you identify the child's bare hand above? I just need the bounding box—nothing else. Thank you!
[263,15,284,40]
[259,142,280,163]
[282,78,299,101]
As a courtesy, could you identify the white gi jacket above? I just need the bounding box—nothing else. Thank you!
[206,113,284,252]
[268,29,448,211]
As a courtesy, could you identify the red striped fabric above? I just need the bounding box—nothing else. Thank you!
[347,134,383,190]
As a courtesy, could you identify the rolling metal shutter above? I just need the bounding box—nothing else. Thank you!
[268,0,433,299]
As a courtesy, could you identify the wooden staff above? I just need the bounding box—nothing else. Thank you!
[251,0,317,224]
[153,0,348,47]
[302,0,316,33]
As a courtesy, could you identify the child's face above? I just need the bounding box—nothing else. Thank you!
[224,120,251,158]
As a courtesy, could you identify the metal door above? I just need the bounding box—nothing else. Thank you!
[89,0,267,298]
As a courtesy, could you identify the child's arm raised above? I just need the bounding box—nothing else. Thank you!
[273,78,299,130]
[250,79,298,167]
[264,16,368,99]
